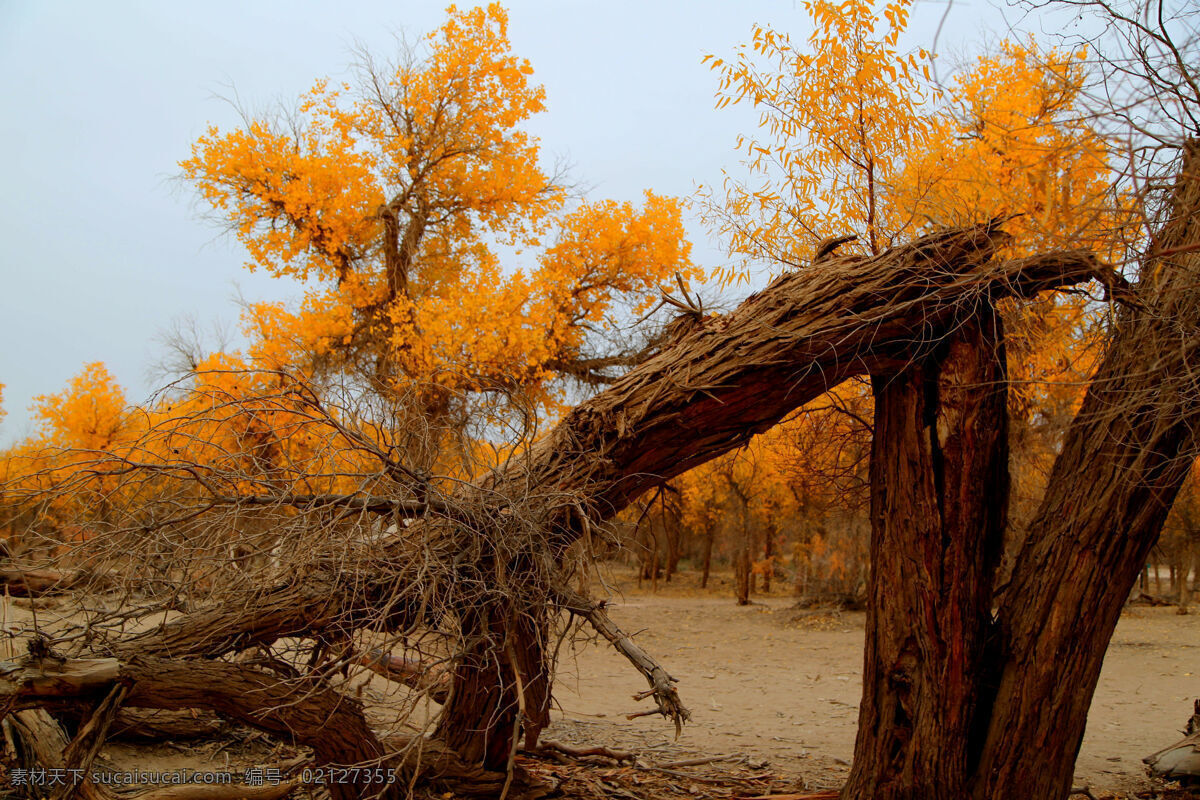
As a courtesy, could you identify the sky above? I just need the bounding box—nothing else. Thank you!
[0,0,1079,443]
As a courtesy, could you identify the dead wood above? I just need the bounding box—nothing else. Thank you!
[55,707,227,742]
[1,655,396,800]
[54,684,129,800]
[534,740,635,763]
[134,781,301,800]
[555,587,689,735]
[0,568,93,597]
[6,709,115,800]
[106,709,225,742]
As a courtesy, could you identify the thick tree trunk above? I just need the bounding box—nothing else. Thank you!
[436,605,521,771]
[126,229,1103,662]
[843,310,1008,800]
[970,140,1200,800]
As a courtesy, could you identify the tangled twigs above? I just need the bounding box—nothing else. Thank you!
[554,586,690,735]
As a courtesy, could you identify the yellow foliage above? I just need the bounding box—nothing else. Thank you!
[181,4,696,414]
[32,363,134,452]
[701,0,930,273]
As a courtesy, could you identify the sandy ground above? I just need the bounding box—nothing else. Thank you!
[546,583,1200,796]
[4,578,1199,797]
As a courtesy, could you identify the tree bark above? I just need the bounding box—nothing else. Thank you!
[843,309,1008,800]
[1,657,395,800]
[971,141,1200,800]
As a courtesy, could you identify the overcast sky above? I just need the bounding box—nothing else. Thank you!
[0,0,1075,442]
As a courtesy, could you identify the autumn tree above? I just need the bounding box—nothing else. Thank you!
[182,3,696,444]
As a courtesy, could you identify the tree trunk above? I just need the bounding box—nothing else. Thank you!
[734,501,753,606]
[436,605,521,771]
[1180,538,1192,613]
[700,527,714,589]
[971,140,1200,800]
[843,310,1008,800]
[843,139,1200,800]
[763,519,776,594]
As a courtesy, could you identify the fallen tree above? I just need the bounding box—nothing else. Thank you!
[0,220,1126,795]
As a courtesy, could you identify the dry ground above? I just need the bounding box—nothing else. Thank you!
[545,568,1200,797]
[3,569,1199,798]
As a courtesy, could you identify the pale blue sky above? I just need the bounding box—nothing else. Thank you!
[0,0,1071,441]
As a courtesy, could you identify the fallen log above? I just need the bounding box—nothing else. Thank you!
[1144,699,1200,781]
[54,707,227,742]
[107,708,225,742]
[1,655,395,800]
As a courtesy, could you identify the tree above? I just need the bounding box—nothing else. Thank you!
[701,0,929,267]
[0,225,1107,796]
[181,3,696,434]
[32,362,132,452]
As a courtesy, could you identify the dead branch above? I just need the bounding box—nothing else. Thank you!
[534,739,635,763]
[0,568,94,597]
[356,648,450,702]
[554,586,690,735]
[6,709,115,800]
[54,683,128,800]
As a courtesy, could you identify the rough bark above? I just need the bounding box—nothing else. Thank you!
[77,225,1113,779]
[555,586,690,733]
[843,309,1008,800]
[1,656,395,800]
[971,141,1200,800]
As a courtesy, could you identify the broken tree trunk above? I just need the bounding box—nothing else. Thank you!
[970,140,1200,800]
[838,141,1200,800]
[74,224,1113,781]
[843,308,1009,799]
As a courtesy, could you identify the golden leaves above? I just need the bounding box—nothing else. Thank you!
[701,0,931,275]
[33,363,133,452]
[179,4,699,413]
